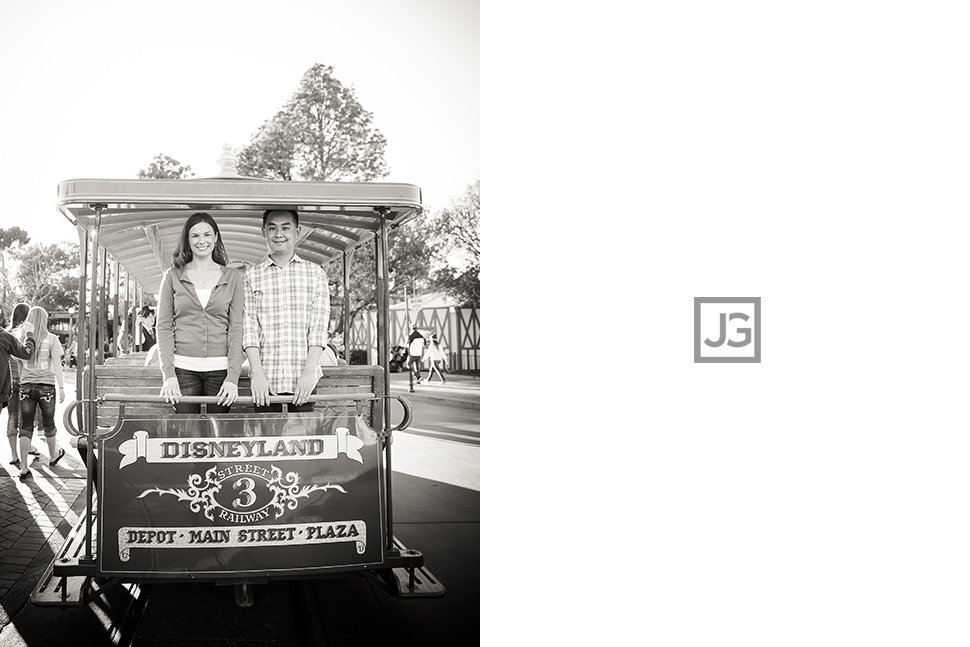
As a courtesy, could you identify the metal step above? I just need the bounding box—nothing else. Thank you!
[30,507,98,607]
[30,561,89,607]
[390,536,445,598]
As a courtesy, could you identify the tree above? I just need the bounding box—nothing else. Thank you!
[0,227,29,306]
[236,64,389,182]
[323,187,480,339]
[237,110,297,180]
[433,265,480,309]
[429,181,480,307]
[12,242,80,311]
[138,154,195,179]
[388,218,433,298]
[325,245,376,341]
[323,221,432,341]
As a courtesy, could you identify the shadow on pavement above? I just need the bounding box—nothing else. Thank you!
[11,471,481,646]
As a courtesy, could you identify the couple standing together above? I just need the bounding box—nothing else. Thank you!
[157,209,329,414]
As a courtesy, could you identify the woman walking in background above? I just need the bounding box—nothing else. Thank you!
[422,333,447,384]
[17,306,66,480]
[6,303,40,464]
[156,212,244,414]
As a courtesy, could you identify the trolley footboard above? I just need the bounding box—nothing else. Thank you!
[388,535,446,598]
[31,507,97,606]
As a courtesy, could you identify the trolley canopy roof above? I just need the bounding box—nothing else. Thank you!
[57,177,422,293]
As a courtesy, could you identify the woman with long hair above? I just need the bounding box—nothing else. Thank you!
[17,306,66,479]
[156,212,245,415]
[6,302,40,464]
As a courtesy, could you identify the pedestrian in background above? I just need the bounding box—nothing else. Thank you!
[422,333,447,384]
[407,325,425,385]
[17,306,66,480]
[137,305,156,351]
[3,304,36,466]
[116,315,128,356]
[319,342,346,367]
[6,303,40,464]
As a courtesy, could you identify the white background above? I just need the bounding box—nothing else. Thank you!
[489,1,970,645]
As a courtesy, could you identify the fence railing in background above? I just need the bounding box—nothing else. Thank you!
[347,306,480,372]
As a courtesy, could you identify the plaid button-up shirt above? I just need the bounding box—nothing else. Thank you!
[242,254,330,394]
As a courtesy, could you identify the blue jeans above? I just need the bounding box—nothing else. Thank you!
[174,367,230,414]
[19,383,57,438]
[6,381,20,439]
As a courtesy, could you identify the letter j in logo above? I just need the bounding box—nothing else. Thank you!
[694,297,761,363]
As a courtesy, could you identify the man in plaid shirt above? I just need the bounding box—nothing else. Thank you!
[243,209,330,412]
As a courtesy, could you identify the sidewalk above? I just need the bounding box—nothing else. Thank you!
[0,370,87,631]
[387,370,480,410]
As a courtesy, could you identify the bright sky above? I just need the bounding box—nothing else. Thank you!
[0,0,479,246]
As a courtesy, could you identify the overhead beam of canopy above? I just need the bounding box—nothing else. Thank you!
[58,177,422,294]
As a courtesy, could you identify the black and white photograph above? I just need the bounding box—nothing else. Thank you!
[0,1,479,645]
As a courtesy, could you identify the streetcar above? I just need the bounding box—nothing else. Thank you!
[29,154,444,609]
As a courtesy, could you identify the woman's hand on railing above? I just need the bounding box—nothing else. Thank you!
[160,377,181,404]
[217,381,238,406]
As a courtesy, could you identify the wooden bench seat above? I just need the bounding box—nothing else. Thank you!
[81,364,385,429]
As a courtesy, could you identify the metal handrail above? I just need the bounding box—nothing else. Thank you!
[100,393,377,403]
[62,394,413,436]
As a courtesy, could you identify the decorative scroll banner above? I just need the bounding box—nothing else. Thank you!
[118,519,367,561]
[118,427,363,469]
[136,463,348,523]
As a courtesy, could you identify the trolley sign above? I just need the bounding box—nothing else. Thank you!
[97,412,385,577]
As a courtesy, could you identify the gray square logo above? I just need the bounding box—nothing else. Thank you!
[694,297,761,363]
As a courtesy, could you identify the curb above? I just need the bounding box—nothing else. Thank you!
[389,387,479,411]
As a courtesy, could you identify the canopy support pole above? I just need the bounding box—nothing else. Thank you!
[97,252,107,364]
[342,249,352,352]
[81,203,106,564]
[111,259,119,357]
[142,224,168,280]
[74,228,88,400]
[374,207,394,551]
